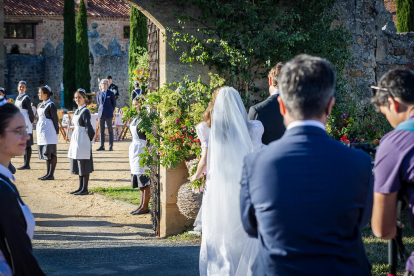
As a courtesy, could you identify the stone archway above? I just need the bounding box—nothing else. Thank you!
[125,0,210,237]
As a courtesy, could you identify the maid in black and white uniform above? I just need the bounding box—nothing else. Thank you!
[129,97,150,215]
[68,89,95,195]
[36,86,59,181]
[15,81,35,170]
[130,81,143,102]
[0,87,6,99]
[0,98,45,275]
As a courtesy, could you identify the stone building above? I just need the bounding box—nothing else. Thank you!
[4,0,131,54]
[384,0,397,26]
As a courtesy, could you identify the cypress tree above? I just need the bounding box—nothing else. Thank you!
[75,0,91,94]
[63,0,77,109]
[396,0,414,32]
[128,7,148,98]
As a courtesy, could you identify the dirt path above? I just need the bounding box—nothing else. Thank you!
[12,134,199,275]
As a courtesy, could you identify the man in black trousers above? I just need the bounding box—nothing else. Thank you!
[248,62,286,144]
[107,76,119,100]
[96,79,116,151]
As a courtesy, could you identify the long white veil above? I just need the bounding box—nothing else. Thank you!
[200,87,255,276]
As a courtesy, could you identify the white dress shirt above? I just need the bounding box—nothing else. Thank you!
[287,120,326,131]
[0,163,14,181]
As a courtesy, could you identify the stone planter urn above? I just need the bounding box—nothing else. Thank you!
[177,182,202,219]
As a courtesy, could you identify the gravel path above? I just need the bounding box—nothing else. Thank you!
[12,134,199,275]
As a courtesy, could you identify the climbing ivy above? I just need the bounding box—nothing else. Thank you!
[396,0,414,32]
[167,0,352,101]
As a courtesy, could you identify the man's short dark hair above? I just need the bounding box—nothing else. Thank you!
[372,69,414,108]
[278,54,335,119]
[107,76,112,80]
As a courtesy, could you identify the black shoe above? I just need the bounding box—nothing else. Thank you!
[74,191,90,195]
[136,209,150,215]
[18,165,30,170]
[41,176,54,181]
[96,147,105,151]
[70,190,81,194]
[109,147,113,151]
[38,175,48,180]
[130,209,139,215]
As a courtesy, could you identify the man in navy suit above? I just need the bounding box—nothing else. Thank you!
[240,54,373,275]
[96,79,116,151]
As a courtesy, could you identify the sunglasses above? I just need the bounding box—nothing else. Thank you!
[370,86,389,97]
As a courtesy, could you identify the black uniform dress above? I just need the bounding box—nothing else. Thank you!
[0,171,45,275]
[130,118,150,188]
[37,101,59,160]
[16,94,35,146]
[131,88,142,102]
[70,106,95,176]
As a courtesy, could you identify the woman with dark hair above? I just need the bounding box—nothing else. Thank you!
[15,81,35,170]
[0,87,6,99]
[36,86,59,180]
[68,89,95,195]
[0,97,45,275]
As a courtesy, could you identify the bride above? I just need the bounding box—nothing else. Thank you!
[198,86,264,276]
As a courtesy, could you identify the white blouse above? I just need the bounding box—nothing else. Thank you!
[196,122,211,148]
[249,120,265,151]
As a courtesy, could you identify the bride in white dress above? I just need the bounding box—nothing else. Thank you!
[199,86,264,276]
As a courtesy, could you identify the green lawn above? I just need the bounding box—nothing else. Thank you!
[363,210,414,276]
[90,186,142,206]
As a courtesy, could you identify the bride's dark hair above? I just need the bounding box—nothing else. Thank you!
[203,86,227,127]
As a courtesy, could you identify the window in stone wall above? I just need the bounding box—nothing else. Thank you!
[4,23,34,39]
[124,26,130,39]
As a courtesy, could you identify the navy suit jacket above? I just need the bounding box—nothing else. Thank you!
[97,90,116,119]
[240,126,373,276]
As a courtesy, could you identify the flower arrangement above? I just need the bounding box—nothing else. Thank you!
[186,158,206,193]
[138,74,225,170]
[326,89,391,146]
[7,98,14,104]
[87,103,98,114]
[131,47,149,92]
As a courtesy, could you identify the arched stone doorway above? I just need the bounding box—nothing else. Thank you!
[125,0,209,237]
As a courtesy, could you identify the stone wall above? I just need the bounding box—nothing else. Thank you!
[5,16,130,55]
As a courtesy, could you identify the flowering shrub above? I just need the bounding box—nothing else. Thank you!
[327,89,391,146]
[186,158,206,193]
[131,47,149,92]
[87,103,98,114]
[121,105,138,120]
[7,98,14,104]
[138,74,225,169]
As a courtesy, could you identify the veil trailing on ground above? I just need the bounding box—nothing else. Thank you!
[199,87,255,275]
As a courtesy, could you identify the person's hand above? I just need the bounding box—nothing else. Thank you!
[190,175,197,182]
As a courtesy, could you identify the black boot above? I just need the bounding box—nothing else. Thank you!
[42,154,57,181]
[39,160,50,180]
[18,147,32,170]
[75,174,90,195]
[71,176,83,194]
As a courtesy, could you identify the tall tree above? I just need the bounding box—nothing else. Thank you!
[63,0,77,109]
[76,0,91,93]
[396,0,414,32]
[128,7,148,97]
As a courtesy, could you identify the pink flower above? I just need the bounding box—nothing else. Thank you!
[175,119,180,123]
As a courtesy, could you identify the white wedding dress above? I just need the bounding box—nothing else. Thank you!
[199,87,264,276]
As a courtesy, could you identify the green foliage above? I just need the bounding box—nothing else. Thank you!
[75,0,91,94]
[168,0,352,103]
[129,7,148,99]
[89,186,143,206]
[396,0,414,32]
[138,74,225,170]
[131,47,150,93]
[63,0,77,109]
[10,44,20,54]
[121,105,138,120]
[326,89,392,146]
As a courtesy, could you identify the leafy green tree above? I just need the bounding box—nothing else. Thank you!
[168,0,352,105]
[129,7,148,98]
[75,0,91,93]
[63,0,77,109]
[396,0,414,32]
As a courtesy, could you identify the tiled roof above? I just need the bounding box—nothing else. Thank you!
[5,0,130,18]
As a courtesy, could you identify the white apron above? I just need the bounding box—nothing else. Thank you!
[14,94,33,134]
[67,108,91,160]
[129,118,148,175]
[36,100,58,145]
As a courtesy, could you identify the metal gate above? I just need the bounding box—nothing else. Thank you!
[147,19,161,236]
